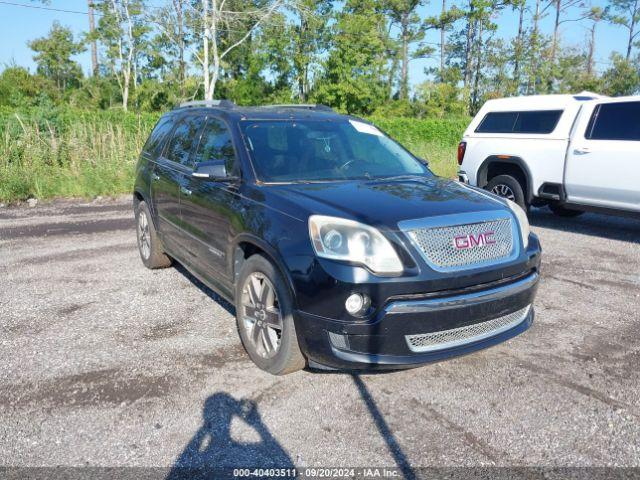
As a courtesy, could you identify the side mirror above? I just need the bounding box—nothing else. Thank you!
[192,161,233,181]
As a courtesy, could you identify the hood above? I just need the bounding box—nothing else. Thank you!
[262,176,507,230]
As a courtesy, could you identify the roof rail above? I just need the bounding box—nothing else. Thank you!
[178,99,236,109]
[263,104,335,112]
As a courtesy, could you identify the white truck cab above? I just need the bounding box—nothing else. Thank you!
[458,92,640,217]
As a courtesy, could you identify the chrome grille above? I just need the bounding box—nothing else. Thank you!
[406,305,531,353]
[407,218,514,270]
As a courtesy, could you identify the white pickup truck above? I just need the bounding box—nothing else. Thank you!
[457,92,640,217]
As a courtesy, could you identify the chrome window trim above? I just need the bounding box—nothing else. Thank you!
[398,209,521,273]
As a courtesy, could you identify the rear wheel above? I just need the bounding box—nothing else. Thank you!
[486,174,527,211]
[235,254,305,375]
[135,201,172,269]
[549,202,585,217]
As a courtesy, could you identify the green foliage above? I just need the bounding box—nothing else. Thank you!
[602,53,640,95]
[314,0,389,114]
[0,107,158,202]
[0,106,465,202]
[414,82,469,117]
[0,67,59,108]
[27,22,85,92]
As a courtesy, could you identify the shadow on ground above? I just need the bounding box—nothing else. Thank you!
[173,263,235,316]
[167,375,416,478]
[166,392,293,479]
[529,207,640,243]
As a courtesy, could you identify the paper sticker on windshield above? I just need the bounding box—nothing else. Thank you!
[349,120,383,137]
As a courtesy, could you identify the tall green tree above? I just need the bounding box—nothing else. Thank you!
[385,0,425,99]
[607,0,640,60]
[601,53,640,94]
[289,0,331,101]
[92,0,149,110]
[28,22,85,91]
[315,0,389,114]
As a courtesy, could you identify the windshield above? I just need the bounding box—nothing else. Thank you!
[240,119,432,182]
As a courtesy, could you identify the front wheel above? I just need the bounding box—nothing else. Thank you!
[485,175,527,211]
[235,254,305,375]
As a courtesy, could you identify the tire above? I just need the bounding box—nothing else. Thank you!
[235,254,305,375]
[549,202,585,217]
[135,201,172,269]
[486,174,528,211]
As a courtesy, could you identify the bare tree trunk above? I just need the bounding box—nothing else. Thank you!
[551,0,560,64]
[297,14,308,101]
[88,0,99,76]
[471,20,483,112]
[202,0,210,99]
[399,13,409,100]
[627,3,637,60]
[513,1,525,92]
[440,0,446,78]
[207,0,219,100]
[528,0,541,94]
[174,0,186,96]
[587,23,596,75]
[204,0,285,100]
[463,1,475,88]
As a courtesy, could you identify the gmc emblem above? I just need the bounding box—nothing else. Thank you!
[453,231,496,250]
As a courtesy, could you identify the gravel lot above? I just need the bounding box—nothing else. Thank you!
[1,196,639,471]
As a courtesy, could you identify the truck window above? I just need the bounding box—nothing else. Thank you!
[164,116,204,167]
[476,110,563,134]
[586,101,640,141]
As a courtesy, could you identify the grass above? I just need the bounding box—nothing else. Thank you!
[0,107,468,203]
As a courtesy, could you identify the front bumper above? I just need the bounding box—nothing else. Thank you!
[295,271,539,370]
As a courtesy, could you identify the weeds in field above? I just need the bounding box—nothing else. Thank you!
[0,107,465,203]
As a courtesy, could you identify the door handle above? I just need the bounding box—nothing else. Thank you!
[573,146,591,155]
[180,186,192,196]
[151,173,160,181]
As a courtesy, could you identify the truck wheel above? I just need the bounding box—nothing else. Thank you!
[135,201,172,269]
[486,175,527,211]
[235,254,305,375]
[549,202,584,217]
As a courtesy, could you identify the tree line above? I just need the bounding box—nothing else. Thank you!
[2,0,640,116]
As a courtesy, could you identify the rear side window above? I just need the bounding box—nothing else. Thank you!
[164,116,204,166]
[143,116,173,156]
[476,110,563,134]
[586,101,640,141]
[193,118,237,174]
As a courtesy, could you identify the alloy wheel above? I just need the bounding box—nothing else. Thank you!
[241,272,283,359]
[491,184,516,201]
[137,210,151,260]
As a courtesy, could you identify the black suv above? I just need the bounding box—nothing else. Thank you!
[133,100,541,375]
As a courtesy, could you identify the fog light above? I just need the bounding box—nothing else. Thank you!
[345,293,370,317]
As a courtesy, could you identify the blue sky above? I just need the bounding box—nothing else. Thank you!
[0,0,629,87]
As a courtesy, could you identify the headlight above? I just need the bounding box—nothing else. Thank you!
[505,199,530,249]
[308,215,403,275]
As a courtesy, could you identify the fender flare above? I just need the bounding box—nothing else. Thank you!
[477,155,534,203]
[133,187,160,230]
[231,233,299,309]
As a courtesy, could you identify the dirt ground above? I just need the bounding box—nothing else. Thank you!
[1,196,639,471]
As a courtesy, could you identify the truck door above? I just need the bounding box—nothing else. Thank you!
[152,114,205,256]
[564,100,640,212]
[180,116,242,287]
